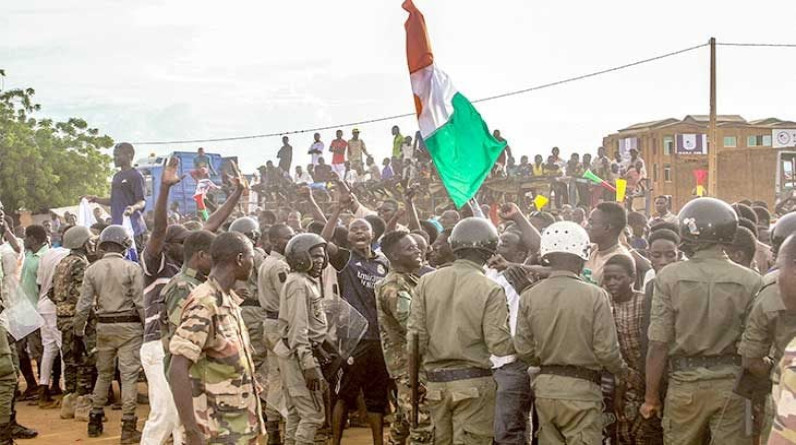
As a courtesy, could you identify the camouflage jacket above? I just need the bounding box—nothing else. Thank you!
[169,277,264,440]
[771,335,796,442]
[51,252,89,319]
[161,267,205,371]
[375,271,418,379]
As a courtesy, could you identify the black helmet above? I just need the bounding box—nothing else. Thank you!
[771,212,796,253]
[285,233,327,273]
[449,217,498,254]
[98,225,132,249]
[62,226,93,250]
[678,197,737,244]
[229,217,260,242]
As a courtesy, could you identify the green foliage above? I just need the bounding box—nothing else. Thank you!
[0,71,114,212]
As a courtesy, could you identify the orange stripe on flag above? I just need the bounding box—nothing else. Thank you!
[403,0,434,74]
[413,94,423,118]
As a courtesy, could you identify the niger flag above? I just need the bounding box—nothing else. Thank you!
[403,0,506,208]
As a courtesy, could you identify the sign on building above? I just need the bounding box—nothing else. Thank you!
[773,129,796,148]
[618,137,638,161]
[676,134,708,155]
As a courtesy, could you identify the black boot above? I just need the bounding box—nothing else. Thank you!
[9,411,37,439]
[88,410,103,438]
[0,422,14,445]
[266,420,282,445]
[119,416,141,444]
[36,385,57,410]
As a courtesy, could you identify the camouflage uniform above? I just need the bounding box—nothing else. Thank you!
[771,335,796,443]
[739,270,796,441]
[52,252,96,396]
[277,272,327,445]
[374,271,432,444]
[170,278,265,444]
[161,267,205,373]
[257,251,290,424]
[236,250,268,403]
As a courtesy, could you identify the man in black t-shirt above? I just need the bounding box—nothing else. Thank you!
[322,205,389,445]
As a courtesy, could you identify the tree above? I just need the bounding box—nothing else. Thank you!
[0,70,114,213]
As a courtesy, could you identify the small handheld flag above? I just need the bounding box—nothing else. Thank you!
[533,195,549,210]
[615,179,627,202]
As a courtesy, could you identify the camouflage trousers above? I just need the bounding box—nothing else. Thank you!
[57,316,96,396]
[92,322,143,417]
[241,307,268,399]
[0,326,17,424]
[263,319,283,422]
[389,375,433,445]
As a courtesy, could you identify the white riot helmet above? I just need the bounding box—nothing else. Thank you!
[540,221,591,261]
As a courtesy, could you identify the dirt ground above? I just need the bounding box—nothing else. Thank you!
[14,383,374,444]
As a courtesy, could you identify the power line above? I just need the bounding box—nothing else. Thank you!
[717,42,796,48]
[133,42,710,145]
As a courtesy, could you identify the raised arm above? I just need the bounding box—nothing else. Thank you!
[146,157,183,258]
[499,202,541,254]
[203,161,245,233]
[300,186,327,224]
[404,186,421,232]
[321,204,342,258]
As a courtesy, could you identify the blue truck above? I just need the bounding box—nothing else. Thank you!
[136,151,238,216]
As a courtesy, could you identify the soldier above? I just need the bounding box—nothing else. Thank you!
[161,230,216,372]
[407,217,515,445]
[513,221,627,444]
[169,232,264,444]
[0,322,17,445]
[229,217,269,405]
[52,226,97,420]
[277,233,329,445]
[641,198,763,444]
[74,225,145,443]
[257,224,295,445]
[770,234,796,440]
[375,230,432,444]
[739,212,796,441]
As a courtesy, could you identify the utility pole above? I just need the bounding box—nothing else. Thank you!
[708,37,718,197]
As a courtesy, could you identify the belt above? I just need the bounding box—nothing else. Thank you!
[265,311,279,320]
[669,355,741,372]
[97,315,140,324]
[240,299,261,308]
[426,368,493,383]
[539,365,602,385]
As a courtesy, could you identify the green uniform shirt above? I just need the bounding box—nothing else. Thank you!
[407,259,514,372]
[256,251,289,314]
[648,246,763,381]
[514,270,627,401]
[52,252,89,319]
[739,270,796,383]
[278,272,327,372]
[375,270,418,379]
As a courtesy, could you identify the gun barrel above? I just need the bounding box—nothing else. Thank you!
[410,332,419,429]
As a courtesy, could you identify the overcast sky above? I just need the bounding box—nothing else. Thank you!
[2,0,796,173]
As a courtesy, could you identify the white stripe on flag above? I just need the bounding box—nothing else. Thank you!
[410,64,457,138]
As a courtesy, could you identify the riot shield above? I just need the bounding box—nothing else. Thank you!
[0,277,44,340]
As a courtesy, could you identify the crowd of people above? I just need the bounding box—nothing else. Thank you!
[251,126,650,213]
[0,138,795,445]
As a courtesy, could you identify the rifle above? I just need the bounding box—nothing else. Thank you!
[410,332,419,429]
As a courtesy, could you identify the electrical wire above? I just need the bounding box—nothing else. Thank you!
[717,42,796,48]
[133,42,709,145]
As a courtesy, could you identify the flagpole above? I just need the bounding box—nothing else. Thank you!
[707,37,718,197]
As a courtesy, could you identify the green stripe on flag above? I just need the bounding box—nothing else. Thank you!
[424,92,506,208]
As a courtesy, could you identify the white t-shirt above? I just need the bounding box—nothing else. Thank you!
[402,142,415,161]
[486,268,519,369]
[309,141,324,166]
[36,247,70,314]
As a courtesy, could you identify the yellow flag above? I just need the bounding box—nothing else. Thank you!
[533,195,549,210]
[615,179,627,202]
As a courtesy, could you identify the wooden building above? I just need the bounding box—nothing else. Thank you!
[602,115,796,211]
